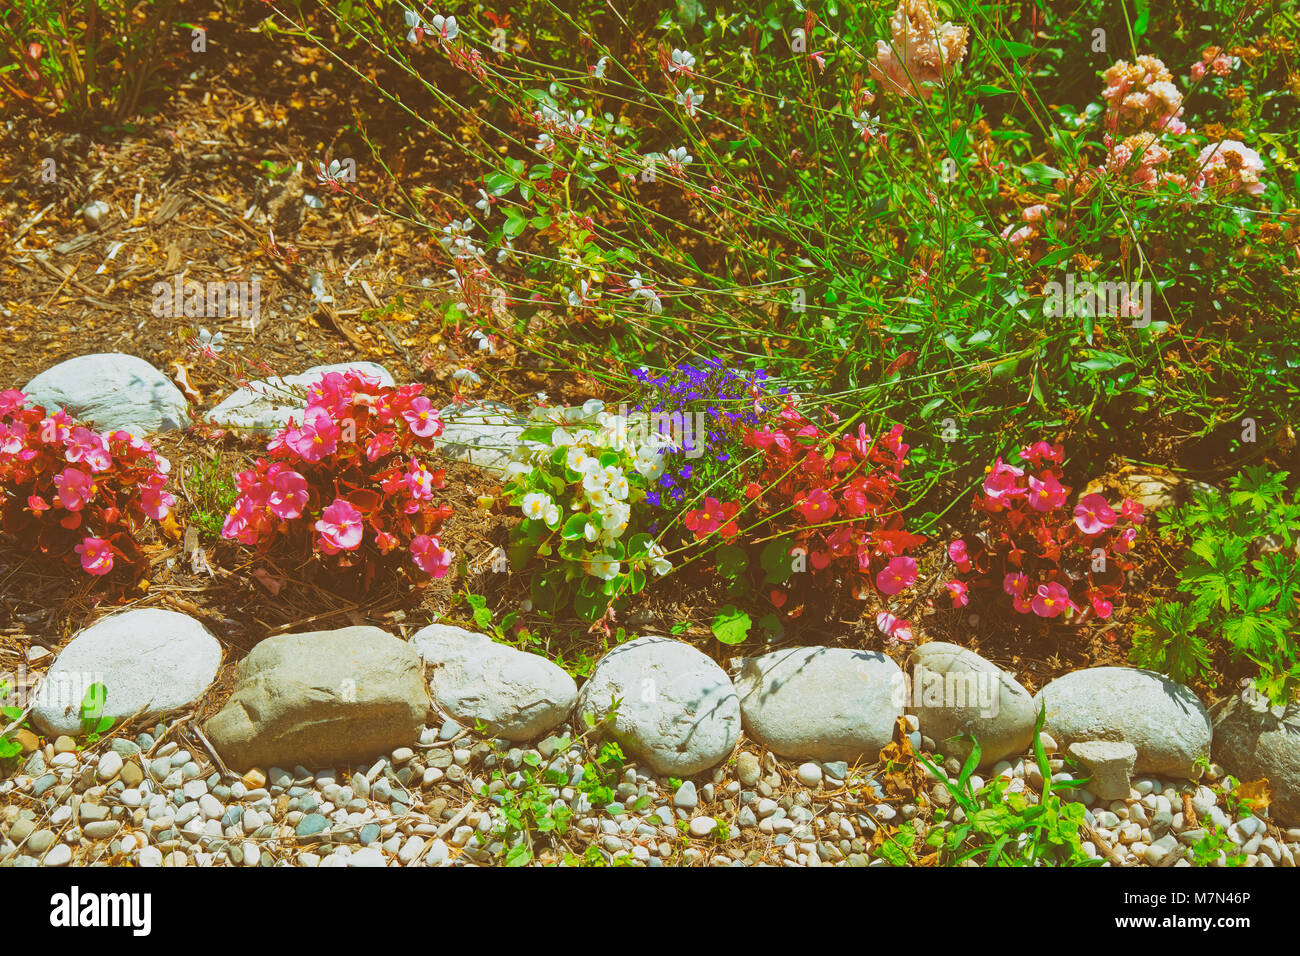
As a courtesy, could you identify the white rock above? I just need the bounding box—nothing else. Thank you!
[1210,694,1300,825]
[44,844,73,866]
[411,623,577,741]
[796,763,822,787]
[688,816,717,838]
[736,646,903,762]
[436,401,534,471]
[205,362,394,433]
[95,751,123,782]
[22,353,190,434]
[576,636,741,776]
[1035,667,1211,777]
[31,609,221,737]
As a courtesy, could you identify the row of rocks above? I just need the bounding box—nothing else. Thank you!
[26,608,1300,825]
[6,708,1298,868]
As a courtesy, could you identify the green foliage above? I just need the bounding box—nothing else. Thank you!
[0,680,25,760]
[481,736,628,866]
[1132,466,1300,704]
[1189,825,1247,867]
[186,456,238,539]
[912,704,1100,866]
[79,682,113,745]
[0,0,181,120]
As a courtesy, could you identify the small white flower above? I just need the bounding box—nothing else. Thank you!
[452,367,482,387]
[670,48,696,75]
[587,554,621,580]
[470,328,496,354]
[429,14,458,41]
[666,146,692,167]
[851,111,880,143]
[534,132,555,154]
[583,521,600,543]
[592,56,610,79]
[197,327,224,353]
[566,446,590,472]
[404,7,427,43]
[474,189,492,215]
[317,159,347,185]
[607,472,630,501]
[581,398,605,418]
[543,503,560,525]
[647,542,672,576]
[505,461,532,479]
[521,492,552,520]
[676,87,704,117]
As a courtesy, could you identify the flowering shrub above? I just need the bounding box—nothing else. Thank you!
[0,389,174,578]
[222,369,453,583]
[870,0,969,101]
[502,401,672,622]
[946,441,1143,623]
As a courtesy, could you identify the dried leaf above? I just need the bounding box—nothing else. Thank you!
[252,567,283,596]
[1235,778,1271,813]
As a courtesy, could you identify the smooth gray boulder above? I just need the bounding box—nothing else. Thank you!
[1035,667,1211,778]
[205,361,393,433]
[31,609,221,736]
[906,642,1037,767]
[576,636,741,776]
[736,646,904,763]
[437,401,531,470]
[411,623,576,741]
[205,626,427,770]
[23,353,190,434]
[1210,692,1300,823]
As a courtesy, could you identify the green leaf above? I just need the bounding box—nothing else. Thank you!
[711,605,752,645]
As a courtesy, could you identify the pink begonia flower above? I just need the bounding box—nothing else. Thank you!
[406,460,436,500]
[140,488,175,520]
[366,431,396,462]
[876,555,918,596]
[1027,473,1068,512]
[1074,493,1117,535]
[1001,223,1035,247]
[27,495,50,515]
[75,537,114,575]
[948,539,971,572]
[222,499,263,545]
[267,469,308,520]
[875,611,914,644]
[0,389,27,417]
[1121,498,1145,524]
[1019,440,1063,466]
[795,488,836,523]
[982,458,1025,502]
[1012,594,1033,614]
[1031,582,1073,618]
[56,468,94,511]
[1004,572,1028,597]
[1092,595,1114,619]
[315,498,364,553]
[374,530,400,553]
[411,534,452,577]
[947,580,969,608]
[285,409,341,463]
[401,396,443,439]
[1113,526,1138,554]
[66,427,112,472]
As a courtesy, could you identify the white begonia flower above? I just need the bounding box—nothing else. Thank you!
[647,542,672,576]
[565,446,590,472]
[607,472,630,501]
[550,427,574,447]
[543,503,560,525]
[582,398,605,418]
[603,501,630,537]
[633,446,666,480]
[587,555,621,581]
[583,521,601,543]
[582,471,607,495]
[521,492,552,520]
[586,487,612,510]
[505,461,532,479]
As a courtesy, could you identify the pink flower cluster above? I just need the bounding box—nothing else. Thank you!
[947,440,1142,622]
[870,0,969,101]
[0,389,174,577]
[223,370,453,579]
[1195,140,1267,197]
[1101,55,1187,134]
[1190,47,1236,82]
